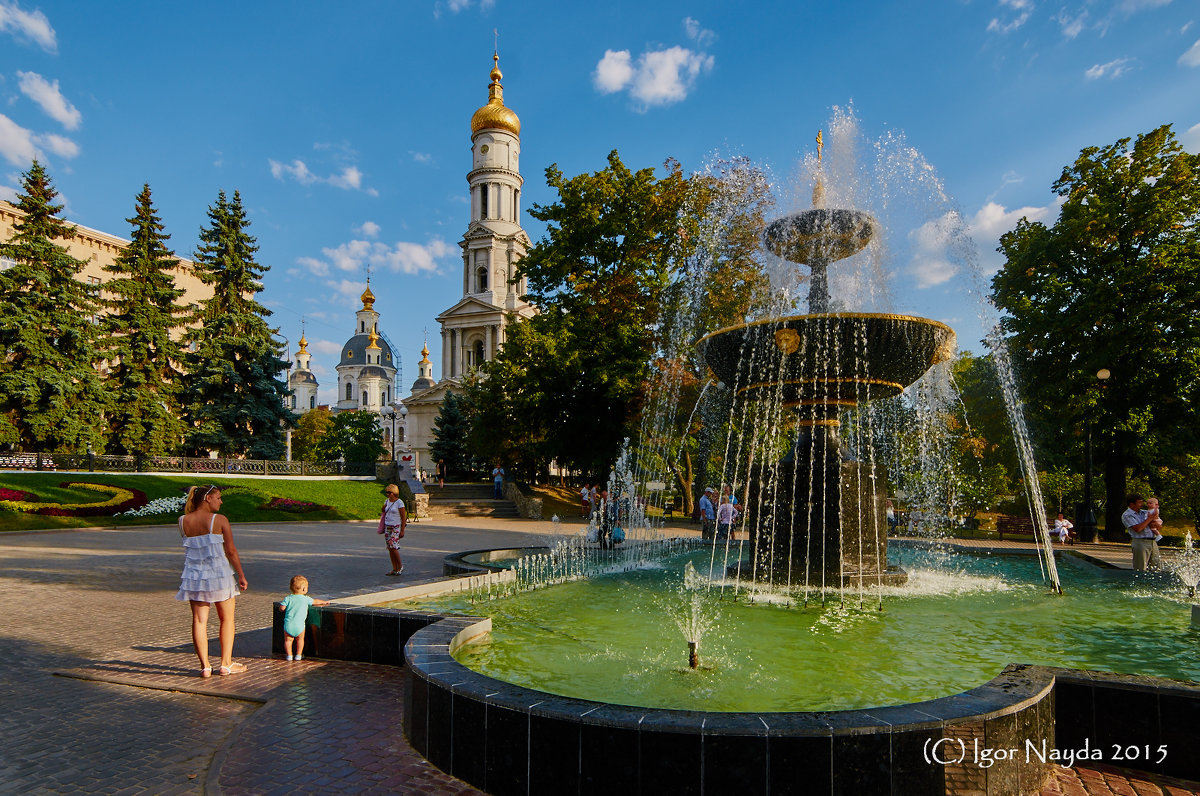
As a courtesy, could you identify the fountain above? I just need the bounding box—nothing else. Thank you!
[699,132,954,589]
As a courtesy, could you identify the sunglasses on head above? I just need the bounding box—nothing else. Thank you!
[199,485,217,499]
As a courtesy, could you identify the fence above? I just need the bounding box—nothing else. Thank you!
[0,452,377,477]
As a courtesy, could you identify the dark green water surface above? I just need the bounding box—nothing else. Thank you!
[384,547,1200,712]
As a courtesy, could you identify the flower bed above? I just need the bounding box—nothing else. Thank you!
[259,497,333,513]
[121,495,187,517]
[0,482,148,516]
[0,488,37,502]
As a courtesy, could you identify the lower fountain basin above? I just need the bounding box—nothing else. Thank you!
[387,545,1200,712]
[698,313,956,407]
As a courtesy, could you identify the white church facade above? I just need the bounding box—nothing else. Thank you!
[288,52,534,470]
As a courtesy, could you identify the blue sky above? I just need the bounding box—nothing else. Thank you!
[1,0,1197,404]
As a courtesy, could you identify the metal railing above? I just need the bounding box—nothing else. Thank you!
[0,452,377,476]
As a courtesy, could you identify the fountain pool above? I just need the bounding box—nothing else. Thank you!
[383,545,1200,713]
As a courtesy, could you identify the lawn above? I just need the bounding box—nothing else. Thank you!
[0,473,396,531]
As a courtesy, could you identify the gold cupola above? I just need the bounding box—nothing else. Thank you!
[297,333,309,353]
[470,53,521,136]
[360,282,376,311]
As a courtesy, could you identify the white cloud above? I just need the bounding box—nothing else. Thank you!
[310,339,343,355]
[987,0,1032,34]
[0,1,56,53]
[1054,9,1087,38]
[907,214,962,288]
[1119,0,1170,11]
[594,20,716,108]
[301,237,454,283]
[594,49,635,93]
[357,221,381,238]
[15,71,79,129]
[411,151,433,164]
[631,46,714,106]
[1181,122,1200,154]
[967,198,1064,273]
[0,112,78,166]
[1179,39,1200,67]
[268,158,375,194]
[0,113,36,166]
[683,17,715,47]
[1085,57,1134,79]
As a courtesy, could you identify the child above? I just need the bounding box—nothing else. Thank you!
[278,575,330,661]
[1146,497,1164,542]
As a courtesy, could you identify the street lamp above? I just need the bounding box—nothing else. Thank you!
[1077,368,1110,543]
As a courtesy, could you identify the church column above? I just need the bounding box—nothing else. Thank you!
[486,324,495,360]
[450,329,458,377]
[442,330,450,379]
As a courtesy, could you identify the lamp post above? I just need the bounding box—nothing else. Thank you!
[1077,368,1110,543]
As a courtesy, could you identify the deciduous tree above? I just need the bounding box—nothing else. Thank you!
[992,126,1200,538]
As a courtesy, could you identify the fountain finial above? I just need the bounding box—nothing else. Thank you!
[812,129,827,209]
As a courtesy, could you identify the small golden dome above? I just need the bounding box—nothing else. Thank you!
[420,343,431,362]
[366,326,382,350]
[471,53,520,136]
[360,283,376,310]
[298,334,309,352]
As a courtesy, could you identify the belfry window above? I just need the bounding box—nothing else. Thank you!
[310,395,316,409]
[362,390,368,406]
[345,383,353,401]
[474,340,485,367]
[480,184,489,218]
[476,266,488,293]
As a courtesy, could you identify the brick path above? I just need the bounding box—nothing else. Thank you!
[1,518,1195,795]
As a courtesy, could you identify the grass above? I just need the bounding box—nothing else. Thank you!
[0,473,395,531]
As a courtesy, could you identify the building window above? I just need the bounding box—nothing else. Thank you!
[476,266,488,293]
[514,189,519,221]
[480,183,489,218]
[381,390,387,406]
[291,396,297,409]
[361,321,366,333]
[310,395,316,409]
[399,426,406,442]
[346,383,353,401]
[347,350,353,359]
[474,339,485,367]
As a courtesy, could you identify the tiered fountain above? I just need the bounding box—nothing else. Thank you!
[700,132,955,588]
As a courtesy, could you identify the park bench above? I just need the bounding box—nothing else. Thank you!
[995,514,1064,542]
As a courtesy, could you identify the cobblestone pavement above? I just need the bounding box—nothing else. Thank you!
[2,517,1196,795]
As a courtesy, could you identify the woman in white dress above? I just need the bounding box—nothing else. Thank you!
[176,485,248,677]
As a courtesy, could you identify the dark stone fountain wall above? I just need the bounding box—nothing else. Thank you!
[745,429,895,587]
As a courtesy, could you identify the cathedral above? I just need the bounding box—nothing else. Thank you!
[291,51,535,469]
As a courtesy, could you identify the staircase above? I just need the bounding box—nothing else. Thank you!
[426,482,520,519]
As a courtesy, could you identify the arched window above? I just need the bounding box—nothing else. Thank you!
[381,390,387,406]
[345,382,353,401]
[476,266,488,293]
[399,426,406,442]
[474,339,485,367]
[480,183,488,218]
[362,390,368,406]
[310,395,316,409]
[514,189,519,221]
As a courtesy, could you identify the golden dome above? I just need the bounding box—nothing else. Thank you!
[420,343,431,362]
[298,334,309,353]
[471,53,520,136]
[360,283,376,310]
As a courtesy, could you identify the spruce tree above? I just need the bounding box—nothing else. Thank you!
[100,184,188,456]
[181,190,292,458]
[0,161,106,452]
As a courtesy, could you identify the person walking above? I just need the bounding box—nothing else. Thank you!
[379,484,407,576]
[176,485,248,677]
[698,487,717,541]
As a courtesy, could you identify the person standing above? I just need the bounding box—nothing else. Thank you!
[491,463,506,499]
[698,487,717,541]
[436,459,447,489]
[580,482,592,518]
[1122,494,1161,571]
[176,485,248,677]
[715,494,738,542]
[380,484,407,576]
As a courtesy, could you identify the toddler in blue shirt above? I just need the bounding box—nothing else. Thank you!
[278,575,330,661]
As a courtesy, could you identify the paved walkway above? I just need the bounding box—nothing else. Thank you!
[0,518,1195,794]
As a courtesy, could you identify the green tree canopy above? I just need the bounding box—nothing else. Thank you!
[991,125,1200,537]
[181,190,292,458]
[0,161,106,452]
[292,407,333,461]
[99,184,188,456]
[315,410,385,462]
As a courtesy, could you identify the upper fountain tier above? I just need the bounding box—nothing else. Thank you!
[763,208,878,265]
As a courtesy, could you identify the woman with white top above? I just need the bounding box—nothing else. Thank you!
[380,483,407,576]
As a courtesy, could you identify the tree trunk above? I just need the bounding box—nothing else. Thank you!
[1102,432,1128,542]
[672,448,694,517]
